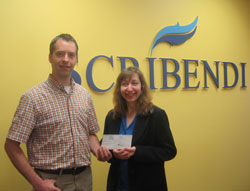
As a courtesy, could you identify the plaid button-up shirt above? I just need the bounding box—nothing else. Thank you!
[7,75,99,169]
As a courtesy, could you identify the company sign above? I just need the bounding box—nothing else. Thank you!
[72,17,247,92]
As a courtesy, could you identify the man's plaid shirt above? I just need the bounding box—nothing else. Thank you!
[7,74,99,169]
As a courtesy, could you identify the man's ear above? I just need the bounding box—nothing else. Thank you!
[48,54,52,63]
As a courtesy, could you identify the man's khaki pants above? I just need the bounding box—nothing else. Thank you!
[35,166,92,191]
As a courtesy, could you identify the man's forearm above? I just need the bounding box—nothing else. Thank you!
[4,138,43,188]
[89,134,100,156]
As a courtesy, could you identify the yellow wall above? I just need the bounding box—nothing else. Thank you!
[1,0,249,190]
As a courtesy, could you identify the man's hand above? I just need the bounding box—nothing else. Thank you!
[113,146,136,160]
[96,146,112,161]
[89,134,112,161]
[33,179,61,191]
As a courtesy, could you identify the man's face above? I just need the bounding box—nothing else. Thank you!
[49,38,77,80]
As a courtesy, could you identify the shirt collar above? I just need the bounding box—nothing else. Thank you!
[48,74,75,92]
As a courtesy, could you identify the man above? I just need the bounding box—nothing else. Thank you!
[5,33,112,191]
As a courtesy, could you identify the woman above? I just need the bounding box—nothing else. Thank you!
[103,66,177,191]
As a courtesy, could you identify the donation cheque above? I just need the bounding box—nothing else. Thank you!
[102,135,133,150]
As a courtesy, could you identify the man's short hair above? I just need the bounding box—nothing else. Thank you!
[49,33,79,59]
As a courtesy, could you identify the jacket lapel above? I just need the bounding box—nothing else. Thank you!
[111,118,122,134]
[132,115,149,145]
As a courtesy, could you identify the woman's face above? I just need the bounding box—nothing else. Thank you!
[120,73,142,105]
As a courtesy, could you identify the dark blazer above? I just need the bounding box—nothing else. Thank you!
[103,105,177,191]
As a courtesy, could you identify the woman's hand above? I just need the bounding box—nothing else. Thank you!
[113,146,136,160]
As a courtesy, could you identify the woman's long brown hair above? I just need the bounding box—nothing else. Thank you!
[112,66,153,118]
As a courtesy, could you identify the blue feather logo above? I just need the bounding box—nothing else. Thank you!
[151,17,198,56]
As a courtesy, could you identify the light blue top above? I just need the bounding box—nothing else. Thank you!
[117,115,137,191]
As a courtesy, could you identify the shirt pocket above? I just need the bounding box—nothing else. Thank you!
[75,105,90,135]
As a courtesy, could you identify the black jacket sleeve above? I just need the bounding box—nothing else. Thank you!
[132,106,177,163]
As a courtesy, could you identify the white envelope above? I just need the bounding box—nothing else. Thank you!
[101,134,133,150]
